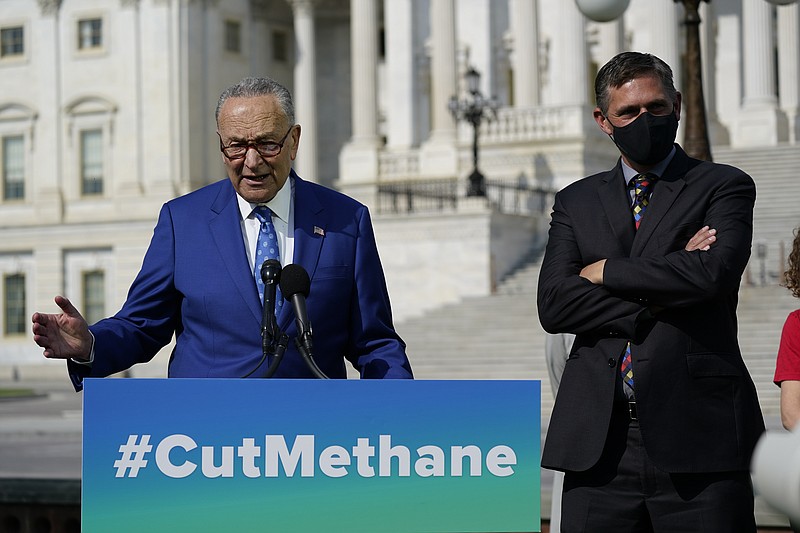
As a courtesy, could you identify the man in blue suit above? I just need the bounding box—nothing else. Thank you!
[32,77,413,388]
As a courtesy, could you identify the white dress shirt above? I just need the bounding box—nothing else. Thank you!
[236,176,296,269]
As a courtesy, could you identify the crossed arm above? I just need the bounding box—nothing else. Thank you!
[538,168,755,340]
[579,226,717,284]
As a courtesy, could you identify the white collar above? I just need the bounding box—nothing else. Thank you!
[236,175,293,222]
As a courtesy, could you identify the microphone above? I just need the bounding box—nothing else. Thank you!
[242,259,286,378]
[280,264,328,379]
[260,259,282,352]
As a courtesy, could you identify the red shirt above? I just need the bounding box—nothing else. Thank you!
[774,309,800,384]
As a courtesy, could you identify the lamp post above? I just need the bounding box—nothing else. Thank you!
[448,66,498,197]
[576,0,712,161]
[679,0,712,161]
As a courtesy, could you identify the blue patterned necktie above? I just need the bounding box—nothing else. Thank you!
[621,173,656,393]
[253,206,282,311]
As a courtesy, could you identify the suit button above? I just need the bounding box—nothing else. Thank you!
[608,358,616,367]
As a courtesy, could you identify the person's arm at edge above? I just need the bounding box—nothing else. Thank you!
[69,204,181,390]
[348,206,413,379]
[780,381,800,431]
[777,311,800,430]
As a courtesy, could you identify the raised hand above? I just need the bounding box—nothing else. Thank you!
[31,296,93,362]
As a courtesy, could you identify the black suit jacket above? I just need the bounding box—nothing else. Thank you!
[538,146,765,474]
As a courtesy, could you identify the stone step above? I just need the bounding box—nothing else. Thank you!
[401,144,798,420]
[401,273,794,419]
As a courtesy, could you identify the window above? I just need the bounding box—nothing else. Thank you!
[65,96,114,200]
[0,26,24,58]
[3,273,25,336]
[0,254,33,338]
[2,135,24,200]
[82,270,105,324]
[272,30,288,63]
[225,20,241,54]
[80,129,103,195]
[64,250,113,323]
[78,18,102,50]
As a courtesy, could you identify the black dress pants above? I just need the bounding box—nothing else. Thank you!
[559,403,757,533]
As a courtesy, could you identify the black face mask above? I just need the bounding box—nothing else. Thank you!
[608,111,679,166]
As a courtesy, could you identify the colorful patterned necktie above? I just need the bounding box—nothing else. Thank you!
[630,173,655,230]
[621,173,656,393]
[621,343,635,392]
[253,206,282,311]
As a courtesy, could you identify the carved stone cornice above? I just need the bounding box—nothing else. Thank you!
[316,0,348,18]
[250,0,270,20]
[180,0,219,7]
[287,0,318,8]
[37,0,62,16]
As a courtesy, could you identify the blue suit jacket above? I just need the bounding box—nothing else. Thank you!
[70,172,412,387]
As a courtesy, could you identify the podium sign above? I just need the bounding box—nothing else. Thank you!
[83,379,540,532]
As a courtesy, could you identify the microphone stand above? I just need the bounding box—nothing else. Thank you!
[278,263,329,379]
[242,329,288,378]
[294,331,328,379]
[262,331,289,378]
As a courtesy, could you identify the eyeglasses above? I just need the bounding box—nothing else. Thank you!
[218,125,294,160]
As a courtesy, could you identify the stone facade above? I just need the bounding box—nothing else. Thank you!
[0,0,797,376]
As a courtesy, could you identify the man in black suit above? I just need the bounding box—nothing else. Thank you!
[537,52,764,532]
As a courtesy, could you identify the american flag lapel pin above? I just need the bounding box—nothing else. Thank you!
[313,226,325,237]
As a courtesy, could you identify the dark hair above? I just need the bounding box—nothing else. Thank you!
[594,52,678,115]
[785,228,800,298]
[215,77,294,125]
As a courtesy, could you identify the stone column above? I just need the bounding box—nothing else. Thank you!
[420,0,458,177]
[339,0,382,191]
[733,0,788,146]
[700,1,728,145]
[591,19,625,69]
[549,0,587,106]
[743,0,777,108]
[291,0,319,181]
[384,0,417,148]
[509,0,540,107]
[35,0,63,221]
[778,2,800,143]
[650,1,680,91]
[349,0,379,144]
[542,0,594,191]
[119,0,145,197]
[427,0,457,142]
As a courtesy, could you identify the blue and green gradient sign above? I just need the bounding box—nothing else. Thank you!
[83,379,540,532]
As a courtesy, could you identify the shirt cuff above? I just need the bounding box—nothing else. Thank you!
[70,331,95,366]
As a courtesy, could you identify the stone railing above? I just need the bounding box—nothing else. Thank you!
[377,104,597,181]
[480,104,594,143]
[376,177,555,217]
[378,149,421,180]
